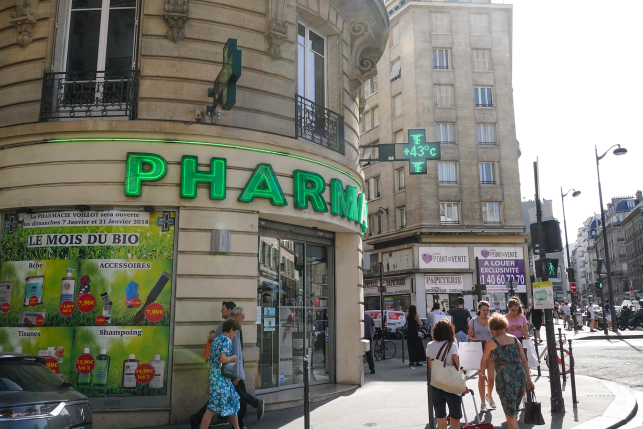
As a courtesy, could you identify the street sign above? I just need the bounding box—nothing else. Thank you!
[570,282,577,293]
[396,129,441,174]
[533,281,554,309]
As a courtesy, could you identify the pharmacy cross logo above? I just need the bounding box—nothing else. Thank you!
[156,212,175,232]
[399,129,441,175]
[4,215,17,234]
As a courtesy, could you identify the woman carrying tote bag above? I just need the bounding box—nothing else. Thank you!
[426,320,469,429]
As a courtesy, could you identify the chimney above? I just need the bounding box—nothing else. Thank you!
[637,190,642,204]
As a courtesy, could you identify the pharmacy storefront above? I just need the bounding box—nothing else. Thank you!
[0,130,368,427]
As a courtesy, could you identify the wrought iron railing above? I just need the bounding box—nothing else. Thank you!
[433,65,449,70]
[480,180,496,185]
[40,70,139,121]
[483,220,502,225]
[476,103,493,107]
[441,220,460,225]
[295,94,345,155]
[439,180,458,185]
[439,141,456,145]
[478,141,497,145]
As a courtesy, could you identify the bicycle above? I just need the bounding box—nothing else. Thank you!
[535,333,573,375]
[373,328,396,360]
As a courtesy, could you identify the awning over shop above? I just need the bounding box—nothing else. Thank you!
[263,281,285,294]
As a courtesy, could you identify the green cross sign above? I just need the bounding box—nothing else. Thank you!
[397,129,441,174]
[207,38,242,114]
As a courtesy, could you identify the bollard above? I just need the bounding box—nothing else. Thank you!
[568,340,577,405]
[304,355,310,429]
[533,336,542,377]
[427,358,435,429]
[402,324,405,363]
[558,328,566,382]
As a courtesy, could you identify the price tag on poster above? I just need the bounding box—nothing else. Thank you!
[1,303,9,313]
[145,303,165,323]
[95,315,106,325]
[77,294,96,313]
[60,301,75,317]
[135,363,155,384]
[458,342,483,370]
[75,354,95,374]
[45,357,59,373]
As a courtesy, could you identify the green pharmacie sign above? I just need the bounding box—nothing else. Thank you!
[124,153,368,234]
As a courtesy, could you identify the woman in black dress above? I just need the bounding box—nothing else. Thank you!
[406,305,426,366]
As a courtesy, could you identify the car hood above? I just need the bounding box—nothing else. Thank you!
[0,389,88,408]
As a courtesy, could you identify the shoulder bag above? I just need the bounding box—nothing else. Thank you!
[524,389,545,425]
[221,360,238,379]
[430,342,466,394]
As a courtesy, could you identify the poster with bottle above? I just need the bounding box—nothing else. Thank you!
[0,210,175,400]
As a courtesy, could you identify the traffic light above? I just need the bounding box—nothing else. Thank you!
[529,220,563,255]
[566,267,575,283]
[536,258,558,279]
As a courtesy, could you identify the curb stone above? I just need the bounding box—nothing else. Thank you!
[571,378,638,429]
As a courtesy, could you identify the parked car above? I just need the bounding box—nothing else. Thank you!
[0,353,92,429]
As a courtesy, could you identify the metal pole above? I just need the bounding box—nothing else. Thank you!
[427,359,435,428]
[475,256,482,302]
[534,160,565,412]
[568,339,578,405]
[558,328,566,382]
[379,262,386,360]
[595,146,618,333]
[402,319,405,363]
[561,187,577,334]
[304,355,310,429]
[533,335,542,377]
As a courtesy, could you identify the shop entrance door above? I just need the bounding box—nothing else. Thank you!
[257,231,333,392]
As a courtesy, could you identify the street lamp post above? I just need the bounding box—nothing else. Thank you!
[561,187,581,333]
[595,144,628,333]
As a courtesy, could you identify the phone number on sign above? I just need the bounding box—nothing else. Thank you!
[480,274,525,286]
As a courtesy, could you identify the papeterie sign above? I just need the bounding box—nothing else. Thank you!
[425,275,464,293]
[123,153,369,234]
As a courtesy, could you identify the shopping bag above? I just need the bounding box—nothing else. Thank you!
[461,391,495,429]
[522,339,539,368]
[458,342,483,371]
[430,342,466,394]
[524,389,545,425]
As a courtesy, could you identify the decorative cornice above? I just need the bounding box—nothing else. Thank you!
[348,14,379,96]
[10,0,39,47]
[165,0,188,43]
[265,0,288,60]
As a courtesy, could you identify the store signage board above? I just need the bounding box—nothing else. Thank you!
[533,281,554,310]
[474,247,526,293]
[425,275,464,293]
[419,247,469,269]
[364,277,409,297]
[124,153,368,235]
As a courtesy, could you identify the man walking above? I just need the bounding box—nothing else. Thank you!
[363,312,375,374]
[562,302,572,331]
[587,302,596,332]
[428,302,447,329]
[450,297,471,345]
[530,305,544,343]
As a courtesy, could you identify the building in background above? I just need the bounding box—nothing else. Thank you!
[573,215,602,306]
[521,199,567,302]
[622,191,643,301]
[360,0,527,317]
[0,1,388,427]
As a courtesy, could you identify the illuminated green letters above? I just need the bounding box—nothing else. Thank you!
[330,179,358,221]
[357,192,368,235]
[293,170,328,212]
[124,153,167,196]
[238,164,287,206]
[180,155,226,199]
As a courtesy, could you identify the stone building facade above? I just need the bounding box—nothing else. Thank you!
[0,0,388,427]
[622,193,643,300]
[359,0,527,317]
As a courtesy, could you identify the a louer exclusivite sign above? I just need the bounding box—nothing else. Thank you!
[123,153,368,234]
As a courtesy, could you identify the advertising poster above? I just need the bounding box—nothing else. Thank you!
[0,210,175,399]
[419,247,469,269]
[474,247,526,293]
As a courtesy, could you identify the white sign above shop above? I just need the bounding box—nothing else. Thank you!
[425,275,464,293]
[419,247,469,269]
[364,277,410,297]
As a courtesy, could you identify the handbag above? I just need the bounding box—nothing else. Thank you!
[430,342,466,395]
[524,389,545,425]
[221,360,238,379]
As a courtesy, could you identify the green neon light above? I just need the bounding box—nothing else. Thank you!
[330,179,358,221]
[293,170,328,212]
[124,153,167,196]
[46,138,362,191]
[180,155,226,199]
[238,164,287,206]
[357,192,368,235]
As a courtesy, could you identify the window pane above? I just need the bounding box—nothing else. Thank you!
[298,24,305,45]
[477,125,482,142]
[373,108,379,127]
[110,0,136,7]
[67,10,102,74]
[438,163,443,181]
[309,30,324,55]
[450,163,456,181]
[479,164,484,181]
[475,89,480,105]
[72,0,102,9]
[448,124,454,141]
[105,8,135,73]
[486,88,492,105]
[433,50,438,68]
[485,164,492,181]
[298,44,305,95]
[309,51,325,104]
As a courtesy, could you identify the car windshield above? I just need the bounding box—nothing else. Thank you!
[0,360,65,392]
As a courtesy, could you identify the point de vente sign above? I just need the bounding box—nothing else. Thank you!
[124,153,369,234]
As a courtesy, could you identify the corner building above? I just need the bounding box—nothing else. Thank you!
[0,0,388,427]
[360,0,527,316]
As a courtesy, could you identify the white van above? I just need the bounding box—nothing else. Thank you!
[365,310,407,334]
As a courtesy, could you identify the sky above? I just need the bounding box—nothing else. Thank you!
[510,0,640,244]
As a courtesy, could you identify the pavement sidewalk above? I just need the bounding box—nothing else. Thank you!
[567,324,643,341]
[146,354,638,429]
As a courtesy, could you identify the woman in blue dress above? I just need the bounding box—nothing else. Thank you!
[200,319,241,429]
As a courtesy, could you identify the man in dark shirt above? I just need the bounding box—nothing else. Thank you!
[450,296,471,345]
[363,312,375,374]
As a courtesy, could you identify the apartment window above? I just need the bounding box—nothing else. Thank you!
[364,110,372,132]
[363,75,378,98]
[475,87,493,107]
[367,215,374,236]
[372,176,381,199]
[436,123,455,144]
[433,49,449,70]
[391,59,401,82]
[373,106,379,128]
[440,202,459,224]
[477,124,496,145]
[365,181,370,201]
[438,162,457,184]
[395,168,405,191]
[395,130,404,143]
[360,117,365,134]
[470,14,489,35]
[396,207,407,229]
[435,85,454,107]
[393,94,402,117]
[479,162,495,184]
[482,203,501,224]
[377,213,383,234]
[472,50,491,72]
[392,23,400,46]
[431,13,450,34]
[298,22,326,105]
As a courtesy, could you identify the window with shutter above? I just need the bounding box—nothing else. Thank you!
[365,110,372,131]
[372,75,378,93]
[392,24,400,46]
[435,86,454,107]
[395,130,404,143]
[394,94,402,117]
[391,60,401,82]
[373,107,379,128]
[477,124,496,144]
[473,50,491,71]
[470,14,489,35]
[431,13,450,34]
[436,123,455,144]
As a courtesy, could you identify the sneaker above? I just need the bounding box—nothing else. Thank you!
[370,369,375,374]
[486,394,496,409]
[256,399,265,421]
[480,403,487,412]
[415,362,423,366]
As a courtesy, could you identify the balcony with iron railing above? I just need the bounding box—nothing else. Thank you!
[295,94,345,155]
[40,70,139,121]
[478,141,497,146]
[480,180,496,185]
